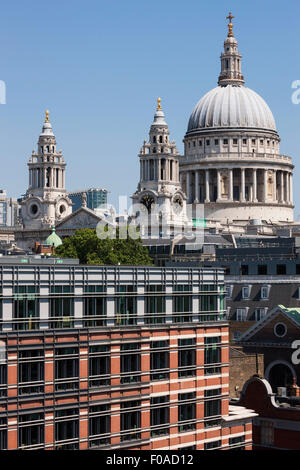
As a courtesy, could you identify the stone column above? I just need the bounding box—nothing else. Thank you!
[217,169,221,202]
[158,159,161,181]
[194,170,199,203]
[253,169,257,202]
[285,172,289,203]
[240,168,245,202]
[290,172,293,205]
[228,169,233,201]
[280,171,284,203]
[273,170,277,201]
[264,169,268,202]
[186,171,191,203]
[205,169,210,203]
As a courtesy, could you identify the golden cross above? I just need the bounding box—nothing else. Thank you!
[226,12,235,37]
[45,110,50,122]
[157,97,162,111]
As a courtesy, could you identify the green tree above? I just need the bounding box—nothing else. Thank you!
[55,228,153,265]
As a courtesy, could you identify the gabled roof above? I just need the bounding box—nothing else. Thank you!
[238,304,300,342]
[56,206,114,230]
[278,305,300,326]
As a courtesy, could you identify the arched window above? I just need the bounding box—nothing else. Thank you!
[153,136,156,143]
[46,146,49,153]
[159,136,163,143]
[153,147,156,153]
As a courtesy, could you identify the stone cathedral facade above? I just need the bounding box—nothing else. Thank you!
[134,14,294,229]
[179,14,294,224]
[20,111,73,229]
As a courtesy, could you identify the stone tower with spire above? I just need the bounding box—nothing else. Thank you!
[20,111,73,229]
[132,99,188,235]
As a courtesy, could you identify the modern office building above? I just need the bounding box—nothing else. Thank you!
[0,258,255,450]
[0,190,18,227]
[68,188,108,212]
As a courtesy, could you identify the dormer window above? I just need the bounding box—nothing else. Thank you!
[236,308,248,321]
[261,286,270,300]
[225,285,233,299]
[255,308,267,321]
[242,285,251,299]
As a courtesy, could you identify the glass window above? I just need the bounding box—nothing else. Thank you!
[150,341,169,381]
[150,396,169,437]
[55,409,79,444]
[199,285,218,321]
[146,285,165,324]
[18,350,44,395]
[89,404,110,447]
[84,286,106,327]
[50,286,74,328]
[120,401,141,442]
[178,392,196,432]
[13,286,39,331]
[120,343,141,384]
[236,308,247,321]
[178,338,196,377]
[173,285,192,323]
[115,286,137,325]
[19,413,44,448]
[89,345,110,387]
[204,337,221,375]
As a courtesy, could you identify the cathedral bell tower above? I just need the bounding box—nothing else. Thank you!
[20,111,73,229]
[132,99,188,235]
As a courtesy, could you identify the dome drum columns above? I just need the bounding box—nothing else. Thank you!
[181,167,293,212]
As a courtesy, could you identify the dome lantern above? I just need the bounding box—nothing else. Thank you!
[218,12,245,87]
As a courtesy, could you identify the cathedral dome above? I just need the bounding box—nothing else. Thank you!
[187,85,277,134]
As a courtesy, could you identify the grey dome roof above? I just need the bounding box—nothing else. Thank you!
[187,85,277,133]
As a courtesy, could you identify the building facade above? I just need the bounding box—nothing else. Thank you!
[236,375,300,450]
[179,15,294,224]
[0,190,18,227]
[0,260,255,450]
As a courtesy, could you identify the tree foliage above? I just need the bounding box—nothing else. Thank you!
[55,228,153,266]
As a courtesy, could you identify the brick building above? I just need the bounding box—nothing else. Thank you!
[0,257,255,450]
[236,375,300,450]
[229,347,264,399]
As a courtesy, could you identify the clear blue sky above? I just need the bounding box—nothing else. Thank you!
[1,0,300,217]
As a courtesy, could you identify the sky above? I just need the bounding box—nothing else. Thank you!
[0,0,300,217]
